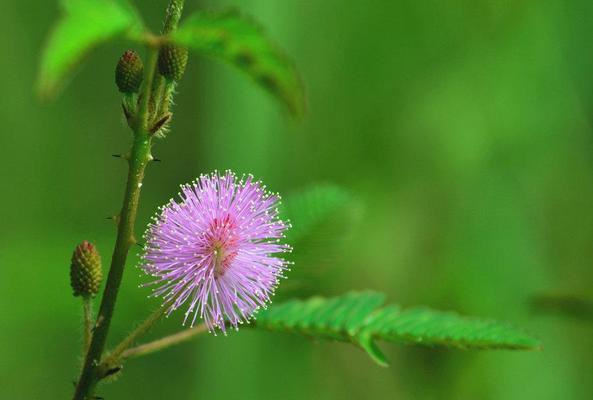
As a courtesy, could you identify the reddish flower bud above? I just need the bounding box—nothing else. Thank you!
[115,50,144,93]
[70,241,103,298]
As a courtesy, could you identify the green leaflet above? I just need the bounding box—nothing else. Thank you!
[254,291,541,366]
[281,184,353,243]
[171,9,306,117]
[39,0,143,98]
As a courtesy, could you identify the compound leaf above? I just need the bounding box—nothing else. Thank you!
[172,9,305,117]
[254,291,540,366]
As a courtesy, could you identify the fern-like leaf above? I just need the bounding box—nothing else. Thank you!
[254,291,540,366]
[39,0,143,98]
[171,9,305,117]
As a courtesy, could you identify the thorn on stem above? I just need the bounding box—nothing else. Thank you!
[106,214,120,224]
[113,153,131,161]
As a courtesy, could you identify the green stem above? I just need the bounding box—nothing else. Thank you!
[137,49,160,131]
[72,48,158,400]
[82,298,93,353]
[122,324,208,360]
[98,306,168,374]
[162,0,185,35]
[152,0,186,118]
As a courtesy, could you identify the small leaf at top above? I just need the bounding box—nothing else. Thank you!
[171,9,306,117]
[39,0,144,98]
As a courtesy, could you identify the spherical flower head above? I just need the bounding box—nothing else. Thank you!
[140,171,292,334]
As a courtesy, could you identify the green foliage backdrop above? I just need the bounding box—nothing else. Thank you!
[1,0,593,399]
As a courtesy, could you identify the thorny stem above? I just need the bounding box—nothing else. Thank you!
[122,324,208,360]
[73,53,156,399]
[72,2,186,398]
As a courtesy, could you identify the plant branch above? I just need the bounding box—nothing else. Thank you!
[72,48,158,400]
[98,306,168,373]
[122,324,208,360]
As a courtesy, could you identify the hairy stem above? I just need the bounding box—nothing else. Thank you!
[122,324,208,360]
[82,298,93,353]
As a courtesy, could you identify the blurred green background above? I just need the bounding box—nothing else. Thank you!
[2,0,593,398]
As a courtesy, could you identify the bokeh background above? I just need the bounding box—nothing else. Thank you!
[2,0,593,398]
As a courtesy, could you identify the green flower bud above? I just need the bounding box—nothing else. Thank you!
[115,50,144,93]
[70,241,103,298]
[158,45,189,82]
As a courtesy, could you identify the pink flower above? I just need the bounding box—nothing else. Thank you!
[140,171,291,333]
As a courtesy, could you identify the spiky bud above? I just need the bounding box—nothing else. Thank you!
[115,50,144,93]
[70,241,103,298]
[158,45,188,81]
